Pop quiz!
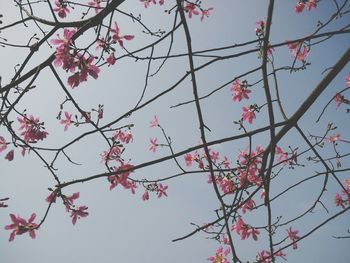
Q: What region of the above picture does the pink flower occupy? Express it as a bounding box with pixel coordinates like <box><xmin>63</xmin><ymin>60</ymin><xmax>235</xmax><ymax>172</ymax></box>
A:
<box><xmin>51</xmin><ymin>28</ymin><xmax>77</xmax><ymax>70</ymax></box>
<box><xmin>53</xmin><ymin>1</ymin><xmax>70</xmax><ymax>18</ymax></box>
<box><xmin>242</xmin><ymin>106</ymin><xmax>256</xmax><ymax>124</ymax></box>
<box><xmin>113</xmin><ymin>130</ymin><xmax>133</xmax><ymax>144</ymax></box>
<box><xmin>184</xmin><ymin>3</ymin><xmax>200</xmax><ymax>18</ymax></box>
<box><xmin>108</xmin><ymin>163</ymin><xmax>135</xmax><ymax>191</ymax></box>
<box><xmin>64</xmin><ymin>192</ymin><xmax>80</xmax><ymax>209</ymax></box>
<box><xmin>255</xmin><ymin>20</ymin><xmax>265</xmax><ymax>36</ymax></box>
<box><xmin>306</xmin><ymin>0</ymin><xmax>319</xmax><ymax>10</ymax></box>
<box><xmin>149</xmin><ymin>115</ymin><xmax>159</xmax><ymax>127</ymax></box>
<box><xmin>149</xmin><ymin>138</ymin><xmax>158</xmax><ymax>152</ymax></box>
<box><xmin>60</xmin><ymin>111</ymin><xmax>72</xmax><ymax>131</ymax></box>
<box><xmin>200</xmin><ymin>7</ymin><xmax>214</xmax><ymax>21</ymax></box>
<box><xmin>101</xmin><ymin>145</ymin><xmax>122</xmax><ymax>164</ymax></box>
<box><xmin>286</xmin><ymin>41</ymin><xmax>309</xmax><ymax>61</ymax></box>
<box><xmin>157</xmin><ymin>183</ymin><xmax>168</xmax><ymax>198</ymax></box>
<box><xmin>111</xmin><ymin>22</ymin><xmax>134</xmax><ymax>48</ymax></box>
<box><xmin>142</xmin><ymin>191</ymin><xmax>149</xmax><ymax>201</ymax></box>
<box><xmin>232</xmin><ymin>217</ymin><xmax>260</xmax><ymax>240</ymax></box>
<box><xmin>67</xmin><ymin>72</ymin><xmax>80</xmax><ymax>88</ymax></box>
<box><xmin>17</xmin><ymin>115</ymin><xmax>48</xmax><ymax>143</ymax></box>
<box><xmin>208</xmin><ymin>246</ymin><xmax>230</xmax><ymax>263</ymax></box>
<box><xmin>88</xmin><ymin>0</ymin><xmax>101</xmax><ymax>14</ymax></box>
<box><xmin>294</xmin><ymin>2</ymin><xmax>305</xmax><ymax>13</ymax></box>
<box><xmin>345</xmin><ymin>179</ymin><xmax>350</xmax><ymax>187</ymax></box>
<box><xmin>106</xmin><ymin>53</ymin><xmax>117</xmax><ymax>66</ymax></box>
<box><xmin>45</xmin><ymin>191</ymin><xmax>57</xmax><ymax>203</ymax></box>
<box><xmin>275</xmin><ymin>146</ymin><xmax>289</xmax><ymax>164</ymax></box>
<box><xmin>0</xmin><ymin>136</ymin><xmax>8</xmax><ymax>153</ymax></box>
<box><xmin>140</xmin><ymin>0</ymin><xmax>163</xmax><ymax>8</ymax></box>
<box><xmin>70</xmin><ymin>206</ymin><xmax>89</xmax><ymax>225</ymax></box>
<box><xmin>209</xmin><ymin>149</ymin><xmax>220</xmax><ymax>163</ymax></box>
<box><xmin>217</xmin><ymin>177</ymin><xmax>235</xmax><ymax>194</ymax></box>
<box><xmin>241</xmin><ymin>198</ymin><xmax>256</xmax><ymax>214</ymax></box>
<box><xmin>5</xmin><ymin>213</ymin><xmax>38</xmax><ymax>241</ymax></box>
<box><xmin>184</xmin><ymin>153</ymin><xmax>194</xmax><ymax>166</ymax></box>
<box><xmin>334</xmin><ymin>93</ymin><xmax>345</xmax><ymax>109</ymax></box>
<box><xmin>327</xmin><ymin>133</ymin><xmax>340</xmax><ymax>143</ymax></box>
<box><xmin>4</xmin><ymin>150</ymin><xmax>14</xmax><ymax>161</ymax></box>
<box><xmin>231</xmin><ymin>79</ymin><xmax>251</xmax><ymax>102</ymax></box>
<box><xmin>287</xmin><ymin>227</ymin><xmax>300</xmax><ymax>249</ymax></box>
<box><xmin>334</xmin><ymin>193</ymin><xmax>345</xmax><ymax>208</ymax></box>
<box><xmin>346</xmin><ymin>74</ymin><xmax>350</xmax><ymax>87</ymax></box>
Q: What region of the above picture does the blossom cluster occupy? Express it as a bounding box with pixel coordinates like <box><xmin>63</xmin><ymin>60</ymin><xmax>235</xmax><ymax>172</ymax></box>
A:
<box><xmin>286</xmin><ymin>40</ymin><xmax>310</xmax><ymax>62</ymax></box>
<box><xmin>53</xmin><ymin>0</ymin><xmax>103</xmax><ymax>18</ymax></box>
<box><xmin>294</xmin><ymin>0</ymin><xmax>319</xmax><ymax>13</ymax></box>
<box><xmin>334</xmin><ymin>179</ymin><xmax>350</xmax><ymax>209</ymax></box>
<box><xmin>139</xmin><ymin>0</ymin><xmax>213</xmax><ymax>21</ymax></box>
<box><xmin>51</xmin><ymin>22</ymin><xmax>133</xmax><ymax>88</ymax></box>
<box><xmin>46</xmin><ymin>191</ymin><xmax>89</xmax><ymax>225</ymax></box>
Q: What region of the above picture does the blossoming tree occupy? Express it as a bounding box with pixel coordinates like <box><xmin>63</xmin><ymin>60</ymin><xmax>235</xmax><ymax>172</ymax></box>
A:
<box><xmin>0</xmin><ymin>0</ymin><xmax>349</xmax><ymax>262</ymax></box>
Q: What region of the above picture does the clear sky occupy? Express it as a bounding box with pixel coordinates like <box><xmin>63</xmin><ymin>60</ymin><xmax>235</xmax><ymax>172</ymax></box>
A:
<box><xmin>0</xmin><ymin>1</ymin><xmax>349</xmax><ymax>262</ymax></box>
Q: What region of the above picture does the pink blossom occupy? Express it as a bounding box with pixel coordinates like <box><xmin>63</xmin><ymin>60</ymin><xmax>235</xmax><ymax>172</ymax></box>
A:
<box><xmin>294</xmin><ymin>2</ymin><xmax>305</xmax><ymax>13</ymax></box>
<box><xmin>140</xmin><ymin>0</ymin><xmax>164</xmax><ymax>8</ymax></box>
<box><xmin>345</xmin><ymin>179</ymin><xmax>350</xmax><ymax>187</ymax></box>
<box><xmin>334</xmin><ymin>193</ymin><xmax>345</xmax><ymax>208</ymax></box>
<box><xmin>0</xmin><ymin>136</ymin><xmax>8</xmax><ymax>153</ymax></box>
<box><xmin>53</xmin><ymin>1</ymin><xmax>70</xmax><ymax>18</ymax></box>
<box><xmin>241</xmin><ymin>198</ymin><xmax>256</xmax><ymax>214</ymax></box>
<box><xmin>60</xmin><ymin>111</ymin><xmax>72</xmax><ymax>131</ymax></box>
<box><xmin>287</xmin><ymin>227</ymin><xmax>300</xmax><ymax>249</ymax></box>
<box><xmin>231</xmin><ymin>79</ymin><xmax>251</xmax><ymax>102</ymax></box>
<box><xmin>88</xmin><ymin>0</ymin><xmax>101</xmax><ymax>13</ymax></box>
<box><xmin>106</xmin><ymin>52</ymin><xmax>116</xmax><ymax>66</ymax></box>
<box><xmin>51</xmin><ymin>28</ymin><xmax>77</xmax><ymax>70</ymax></box>
<box><xmin>5</xmin><ymin>213</ymin><xmax>38</xmax><ymax>241</ymax></box>
<box><xmin>70</xmin><ymin>205</ymin><xmax>89</xmax><ymax>225</ymax></box>
<box><xmin>5</xmin><ymin>150</ymin><xmax>14</xmax><ymax>161</ymax></box>
<box><xmin>217</xmin><ymin>177</ymin><xmax>235</xmax><ymax>194</ymax></box>
<box><xmin>200</xmin><ymin>7</ymin><xmax>214</xmax><ymax>21</ymax></box>
<box><xmin>209</xmin><ymin>149</ymin><xmax>220</xmax><ymax>163</ymax></box>
<box><xmin>111</xmin><ymin>22</ymin><xmax>134</xmax><ymax>48</ymax></box>
<box><xmin>149</xmin><ymin>138</ymin><xmax>158</xmax><ymax>152</ymax></box>
<box><xmin>207</xmin><ymin>246</ymin><xmax>230</xmax><ymax>263</ymax></box>
<box><xmin>71</xmin><ymin>55</ymin><xmax>100</xmax><ymax>87</ymax></box>
<box><xmin>108</xmin><ymin>163</ymin><xmax>135</xmax><ymax>191</ymax></box>
<box><xmin>255</xmin><ymin>20</ymin><xmax>265</xmax><ymax>36</ymax></box>
<box><xmin>142</xmin><ymin>191</ymin><xmax>149</xmax><ymax>201</ymax></box>
<box><xmin>184</xmin><ymin>153</ymin><xmax>194</xmax><ymax>166</ymax></box>
<box><xmin>113</xmin><ymin>130</ymin><xmax>133</xmax><ymax>144</ymax></box>
<box><xmin>184</xmin><ymin>3</ymin><xmax>200</xmax><ymax>18</ymax></box>
<box><xmin>306</xmin><ymin>0</ymin><xmax>319</xmax><ymax>10</ymax></box>
<box><xmin>232</xmin><ymin>217</ymin><xmax>260</xmax><ymax>240</ymax></box>
<box><xmin>275</xmin><ymin>146</ymin><xmax>288</xmax><ymax>164</ymax></box>
<box><xmin>45</xmin><ymin>191</ymin><xmax>57</xmax><ymax>203</ymax></box>
<box><xmin>64</xmin><ymin>192</ymin><xmax>80</xmax><ymax>209</ymax></box>
<box><xmin>101</xmin><ymin>145</ymin><xmax>122</xmax><ymax>163</ymax></box>
<box><xmin>17</xmin><ymin>115</ymin><xmax>48</xmax><ymax>143</ymax></box>
<box><xmin>286</xmin><ymin>41</ymin><xmax>309</xmax><ymax>61</ymax></box>
<box><xmin>257</xmin><ymin>250</ymin><xmax>272</xmax><ymax>263</ymax></box>
<box><xmin>242</xmin><ymin>106</ymin><xmax>256</xmax><ymax>124</ymax></box>
<box><xmin>346</xmin><ymin>74</ymin><xmax>350</xmax><ymax>87</ymax></box>
<box><xmin>294</xmin><ymin>0</ymin><xmax>318</xmax><ymax>13</ymax></box>
<box><xmin>222</xmin><ymin>156</ymin><xmax>231</xmax><ymax>169</ymax></box>
<box><xmin>157</xmin><ymin>183</ymin><xmax>168</xmax><ymax>198</ymax></box>
<box><xmin>149</xmin><ymin>115</ymin><xmax>159</xmax><ymax>127</ymax></box>
<box><xmin>67</xmin><ymin>72</ymin><xmax>80</xmax><ymax>88</ymax></box>
<box><xmin>327</xmin><ymin>133</ymin><xmax>340</xmax><ymax>143</ymax></box>
<box><xmin>334</xmin><ymin>93</ymin><xmax>345</xmax><ymax>109</ymax></box>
